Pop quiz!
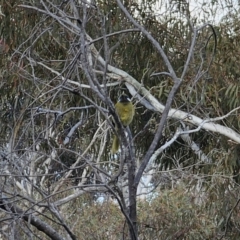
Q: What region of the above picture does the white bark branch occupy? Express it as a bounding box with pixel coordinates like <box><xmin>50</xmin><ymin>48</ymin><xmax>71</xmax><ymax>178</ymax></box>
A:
<box><xmin>20</xmin><ymin>3</ymin><xmax>240</xmax><ymax>144</ymax></box>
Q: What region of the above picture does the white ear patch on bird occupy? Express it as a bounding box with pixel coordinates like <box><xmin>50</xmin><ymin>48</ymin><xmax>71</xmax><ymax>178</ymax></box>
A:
<box><xmin>118</xmin><ymin>94</ymin><xmax>130</xmax><ymax>102</ymax></box>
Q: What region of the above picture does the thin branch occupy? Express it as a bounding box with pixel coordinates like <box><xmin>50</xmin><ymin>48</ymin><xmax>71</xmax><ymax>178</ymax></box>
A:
<box><xmin>0</xmin><ymin>193</ymin><xmax>65</xmax><ymax>240</ymax></box>
<box><xmin>88</xmin><ymin>28</ymin><xmax>140</xmax><ymax>45</ymax></box>
<box><xmin>221</xmin><ymin>197</ymin><xmax>240</xmax><ymax>239</ymax></box>
<box><xmin>116</xmin><ymin>0</ymin><xmax>177</xmax><ymax>81</ymax></box>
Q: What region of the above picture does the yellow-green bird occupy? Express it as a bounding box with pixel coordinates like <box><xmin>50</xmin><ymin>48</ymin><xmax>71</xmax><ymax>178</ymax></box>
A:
<box><xmin>111</xmin><ymin>94</ymin><xmax>135</xmax><ymax>154</ymax></box>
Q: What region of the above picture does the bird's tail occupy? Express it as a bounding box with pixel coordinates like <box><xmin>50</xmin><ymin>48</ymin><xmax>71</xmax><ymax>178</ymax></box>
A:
<box><xmin>111</xmin><ymin>135</ymin><xmax>119</xmax><ymax>154</ymax></box>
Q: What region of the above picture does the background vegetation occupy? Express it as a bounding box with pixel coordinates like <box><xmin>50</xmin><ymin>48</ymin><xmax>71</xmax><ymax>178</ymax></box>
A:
<box><xmin>0</xmin><ymin>0</ymin><xmax>240</xmax><ymax>239</ymax></box>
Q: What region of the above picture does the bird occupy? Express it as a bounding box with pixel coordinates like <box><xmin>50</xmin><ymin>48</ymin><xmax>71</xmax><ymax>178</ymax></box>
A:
<box><xmin>111</xmin><ymin>94</ymin><xmax>135</xmax><ymax>154</ymax></box>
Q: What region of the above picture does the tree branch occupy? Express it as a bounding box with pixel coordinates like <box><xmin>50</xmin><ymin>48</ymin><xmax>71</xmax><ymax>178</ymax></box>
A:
<box><xmin>0</xmin><ymin>193</ymin><xmax>65</xmax><ymax>240</ymax></box>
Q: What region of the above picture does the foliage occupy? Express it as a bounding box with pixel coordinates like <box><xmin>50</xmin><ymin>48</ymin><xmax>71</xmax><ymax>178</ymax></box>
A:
<box><xmin>0</xmin><ymin>0</ymin><xmax>240</xmax><ymax>239</ymax></box>
<box><xmin>37</xmin><ymin>177</ymin><xmax>240</xmax><ymax>240</ymax></box>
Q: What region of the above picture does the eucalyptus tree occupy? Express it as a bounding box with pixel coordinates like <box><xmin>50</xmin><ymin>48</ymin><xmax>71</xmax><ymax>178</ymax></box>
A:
<box><xmin>0</xmin><ymin>0</ymin><xmax>240</xmax><ymax>239</ymax></box>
